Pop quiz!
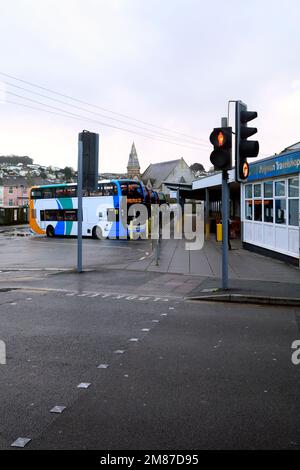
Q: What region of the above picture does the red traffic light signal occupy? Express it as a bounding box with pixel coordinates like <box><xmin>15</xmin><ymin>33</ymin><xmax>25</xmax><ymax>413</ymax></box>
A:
<box><xmin>210</xmin><ymin>127</ymin><xmax>232</xmax><ymax>171</ymax></box>
<box><xmin>217</xmin><ymin>131</ymin><xmax>224</xmax><ymax>146</ymax></box>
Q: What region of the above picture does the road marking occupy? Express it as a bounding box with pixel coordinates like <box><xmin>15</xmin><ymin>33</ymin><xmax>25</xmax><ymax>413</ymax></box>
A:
<box><xmin>11</xmin><ymin>437</ymin><xmax>31</xmax><ymax>448</ymax></box>
<box><xmin>141</xmin><ymin>328</ymin><xmax>150</xmax><ymax>332</ymax></box>
<box><xmin>129</xmin><ymin>338</ymin><xmax>139</xmax><ymax>342</ymax></box>
<box><xmin>77</xmin><ymin>383</ymin><xmax>91</xmax><ymax>389</ymax></box>
<box><xmin>50</xmin><ymin>405</ymin><xmax>66</xmax><ymax>414</ymax></box>
<box><xmin>97</xmin><ymin>363</ymin><xmax>109</xmax><ymax>369</ymax></box>
<box><xmin>114</xmin><ymin>350</ymin><xmax>125</xmax><ymax>354</ymax></box>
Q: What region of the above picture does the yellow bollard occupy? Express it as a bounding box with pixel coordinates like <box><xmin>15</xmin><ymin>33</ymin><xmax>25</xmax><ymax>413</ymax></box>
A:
<box><xmin>216</xmin><ymin>223</ymin><xmax>222</xmax><ymax>242</ymax></box>
<box><xmin>146</xmin><ymin>219</ymin><xmax>149</xmax><ymax>239</ymax></box>
<box><xmin>205</xmin><ymin>222</ymin><xmax>210</xmax><ymax>240</ymax></box>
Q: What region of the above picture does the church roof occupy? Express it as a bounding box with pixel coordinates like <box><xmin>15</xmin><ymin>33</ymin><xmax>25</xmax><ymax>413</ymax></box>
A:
<box><xmin>141</xmin><ymin>159</ymin><xmax>182</xmax><ymax>188</ymax></box>
<box><xmin>127</xmin><ymin>142</ymin><xmax>140</xmax><ymax>170</ymax></box>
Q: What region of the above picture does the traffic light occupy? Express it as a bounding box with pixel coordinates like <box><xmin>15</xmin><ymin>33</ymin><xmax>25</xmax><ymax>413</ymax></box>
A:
<box><xmin>209</xmin><ymin>127</ymin><xmax>232</xmax><ymax>171</ymax></box>
<box><xmin>79</xmin><ymin>130</ymin><xmax>99</xmax><ymax>191</ymax></box>
<box><xmin>235</xmin><ymin>101</ymin><xmax>259</xmax><ymax>181</ymax></box>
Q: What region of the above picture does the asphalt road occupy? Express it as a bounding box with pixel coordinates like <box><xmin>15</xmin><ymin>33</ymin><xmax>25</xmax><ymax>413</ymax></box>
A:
<box><xmin>0</xmin><ymin>287</ymin><xmax>299</xmax><ymax>450</ymax></box>
<box><xmin>0</xmin><ymin>232</ymin><xmax>151</xmax><ymax>270</ymax></box>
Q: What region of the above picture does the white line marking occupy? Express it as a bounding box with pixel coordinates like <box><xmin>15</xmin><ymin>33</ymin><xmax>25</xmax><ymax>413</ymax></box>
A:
<box><xmin>97</xmin><ymin>363</ymin><xmax>109</xmax><ymax>369</ymax></box>
<box><xmin>11</xmin><ymin>437</ymin><xmax>31</xmax><ymax>448</ymax></box>
<box><xmin>50</xmin><ymin>405</ymin><xmax>66</xmax><ymax>414</ymax></box>
<box><xmin>77</xmin><ymin>383</ymin><xmax>91</xmax><ymax>389</ymax></box>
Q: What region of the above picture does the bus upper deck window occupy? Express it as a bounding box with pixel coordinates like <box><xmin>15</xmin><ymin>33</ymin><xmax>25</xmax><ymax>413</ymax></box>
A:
<box><xmin>42</xmin><ymin>189</ymin><xmax>54</xmax><ymax>199</ymax></box>
<box><xmin>31</xmin><ymin>190</ymin><xmax>42</xmax><ymax>199</ymax></box>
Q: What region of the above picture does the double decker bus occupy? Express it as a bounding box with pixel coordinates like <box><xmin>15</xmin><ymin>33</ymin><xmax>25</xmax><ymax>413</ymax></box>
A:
<box><xmin>29</xmin><ymin>179</ymin><xmax>147</xmax><ymax>239</ymax></box>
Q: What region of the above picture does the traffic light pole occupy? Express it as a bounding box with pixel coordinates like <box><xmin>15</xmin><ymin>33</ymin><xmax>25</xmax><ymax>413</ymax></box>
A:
<box><xmin>77</xmin><ymin>138</ymin><xmax>83</xmax><ymax>273</ymax></box>
<box><xmin>221</xmin><ymin>117</ymin><xmax>229</xmax><ymax>289</ymax></box>
<box><xmin>221</xmin><ymin>169</ymin><xmax>229</xmax><ymax>289</ymax></box>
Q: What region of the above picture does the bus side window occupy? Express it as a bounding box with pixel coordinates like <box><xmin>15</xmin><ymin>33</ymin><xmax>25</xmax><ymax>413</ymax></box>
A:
<box><xmin>42</xmin><ymin>189</ymin><xmax>54</xmax><ymax>199</ymax></box>
<box><xmin>103</xmin><ymin>183</ymin><xmax>118</xmax><ymax>196</ymax></box>
<box><xmin>31</xmin><ymin>190</ymin><xmax>42</xmax><ymax>199</ymax></box>
<box><xmin>64</xmin><ymin>210</ymin><xmax>77</xmax><ymax>221</ymax></box>
<box><xmin>40</xmin><ymin>211</ymin><xmax>45</xmax><ymax>221</ymax></box>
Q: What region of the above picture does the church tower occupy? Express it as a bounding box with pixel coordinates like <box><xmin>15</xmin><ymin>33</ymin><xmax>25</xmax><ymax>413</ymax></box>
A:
<box><xmin>127</xmin><ymin>142</ymin><xmax>141</xmax><ymax>180</ymax></box>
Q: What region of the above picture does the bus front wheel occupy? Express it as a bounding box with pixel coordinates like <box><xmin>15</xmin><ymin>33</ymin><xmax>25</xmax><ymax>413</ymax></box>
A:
<box><xmin>46</xmin><ymin>225</ymin><xmax>55</xmax><ymax>238</ymax></box>
<box><xmin>92</xmin><ymin>226</ymin><xmax>103</xmax><ymax>240</ymax></box>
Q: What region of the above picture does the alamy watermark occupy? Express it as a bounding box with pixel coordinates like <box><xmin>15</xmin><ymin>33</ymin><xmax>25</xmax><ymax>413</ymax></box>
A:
<box><xmin>291</xmin><ymin>340</ymin><xmax>300</xmax><ymax>365</ymax></box>
<box><xmin>98</xmin><ymin>199</ymin><xmax>204</xmax><ymax>251</ymax></box>
<box><xmin>0</xmin><ymin>340</ymin><xmax>6</xmax><ymax>365</ymax></box>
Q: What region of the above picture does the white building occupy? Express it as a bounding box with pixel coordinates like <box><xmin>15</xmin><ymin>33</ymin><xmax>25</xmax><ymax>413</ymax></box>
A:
<box><xmin>191</xmin><ymin>148</ymin><xmax>300</xmax><ymax>266</ymax></box>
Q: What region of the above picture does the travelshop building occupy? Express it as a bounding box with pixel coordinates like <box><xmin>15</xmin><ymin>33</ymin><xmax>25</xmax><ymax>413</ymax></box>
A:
<box><xmin>242</xmin><ymin>150</ymin><xmax>299</xmax><ymax>265</ymax></box>
<box><xmin>192</xmin><ymin>149</ymin><xmax>300</xmax><ymax>266</ymax></box>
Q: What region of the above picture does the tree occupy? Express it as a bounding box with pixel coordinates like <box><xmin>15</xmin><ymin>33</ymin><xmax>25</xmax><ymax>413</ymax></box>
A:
<box><xmin>190</xmin><ymin>163</ymin><xmax>205</xmax><ymax>173</ymax></box>
<box><xmin>62</xmin><ymin>166</ymin><xmax>74</xmax><ymax>182</ymax></box>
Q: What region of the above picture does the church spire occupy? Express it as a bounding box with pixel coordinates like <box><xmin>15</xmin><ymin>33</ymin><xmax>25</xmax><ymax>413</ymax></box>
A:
<box><xmin>127</xmin><ymin>142</ymin><xmax>141</xmax><ymax>179</ymax></box>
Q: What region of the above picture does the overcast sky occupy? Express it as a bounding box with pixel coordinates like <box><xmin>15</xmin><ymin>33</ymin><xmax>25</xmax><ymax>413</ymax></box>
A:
<box><xmin>0</xmin><ymin>0</ymin><xmax>300</xmax><ymax>173</ymax></box>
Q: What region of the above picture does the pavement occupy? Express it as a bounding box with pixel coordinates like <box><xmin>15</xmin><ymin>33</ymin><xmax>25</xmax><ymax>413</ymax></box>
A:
<box><xmin>142</xmin><ymin>238</ymin><xmax>300</xmax><ymax>306</ymax></box>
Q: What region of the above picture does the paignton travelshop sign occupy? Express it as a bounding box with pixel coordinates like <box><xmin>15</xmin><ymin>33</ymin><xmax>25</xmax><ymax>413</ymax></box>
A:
<box><xmin>248</xmin><ymin>151</ymin><xmax>300</xmax><ymax>181</ymax></box>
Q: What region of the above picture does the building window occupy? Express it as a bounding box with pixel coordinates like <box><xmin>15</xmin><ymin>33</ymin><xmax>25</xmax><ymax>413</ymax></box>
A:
<box><xmin>288</xmin><ymin>177</ymin><xmax>299</xmax><ymax>226</ymax></box>
<box><xmin>254</xmin><ymin>200</ymin><xmax>262</xmax><ymax>221</ymax></box>
<box><xmin>245</xmin><ymin>200</ymin><xmax>253</xmax><ymax>220</ymax></box>
<box><xmin>275</xmin><ymin>199</ymin><xmax>286</xmax><ymax>224</ymax></box>
<box><xmin>264</xmin><ymin>181</ymin><xmax>273</xmax><ymax>198</ymax></box>
<box><xmin>288</xmin><ymin>177</ymin><xmax>299</xmax><ymax>197</ymax></box>
<box><xmin>245</xmin><ymin>184</ymin><xmax>252</xmax><ymax>199</ymax></box>
<box><xmin>275</xmin><ymin>180</ymin><xmax>285</xmax><ymax>197</ymax></box>
<box><xmin>288</xmin><ymin>199</ymin><xmax>299</xmax><ymax>226</ymax></box>
<box><xmin>9</xmin><ymin>186</ymin><xmax>13</xmax><ymax>194</ymax></box>
<box><xmin>254</xmin><ymin>184</ymin><xmax>261</xmax><ymax>198</ymax></box>
<box><xmin>263</xmin><ymin>199</ymin><xmax>273</xmax><ymax>223</ymax></box>
<box><xmin>9</xmin><ymin>199</ymin><xmax>13</xmax><ymax>206</ymax></box>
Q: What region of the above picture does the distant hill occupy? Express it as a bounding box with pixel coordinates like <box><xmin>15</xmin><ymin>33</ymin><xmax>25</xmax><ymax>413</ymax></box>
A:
<box><xmin>0</xmin><ymin>156</ymin><xmax>33</xmax><ymax>165</ymax></box>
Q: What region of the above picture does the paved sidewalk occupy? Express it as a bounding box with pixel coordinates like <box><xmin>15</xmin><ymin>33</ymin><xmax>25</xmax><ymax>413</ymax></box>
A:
<box><xmin>135</xmin><ymin>238</ymin><xmax>300</xmax><ymax>281</ymax></box>
<box><xmin>129</xmin><ymin>237</ymin><xmax>300</xmax><ymax>305</ymax></box>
